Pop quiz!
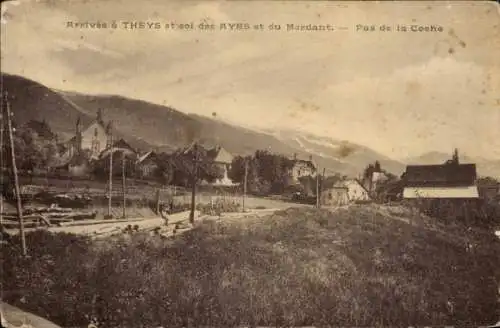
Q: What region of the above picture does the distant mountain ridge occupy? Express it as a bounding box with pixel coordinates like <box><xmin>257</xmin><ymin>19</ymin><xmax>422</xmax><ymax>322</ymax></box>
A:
<box><xmin>405</xmin><ymin>151</ymin><xmax>500</xmax><ymax>179</ymax></box>
<box><xmin>5</xmin><ymin>72</ymin><xmax>475</xmax><ymax>177</ymax></box>
<box><xmin>262</xmin><ymin>129</ymin><xmax>407</xmax><ymax>176</ymax></box>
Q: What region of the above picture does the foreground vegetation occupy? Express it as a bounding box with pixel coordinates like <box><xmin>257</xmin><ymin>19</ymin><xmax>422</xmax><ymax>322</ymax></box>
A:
<box><xmin>2</xmin><ymin>205</ymin><xmax>499</xmax><ymax>327</ymax></box>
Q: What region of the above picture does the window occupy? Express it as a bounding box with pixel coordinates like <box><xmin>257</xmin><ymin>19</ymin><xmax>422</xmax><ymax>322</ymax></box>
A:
<box><xmin>92</xmin><ymin>140</ymin><xmax>100</xmax><ymax>154</ymax></box>
<box><xmin>94</xmin><ymin>128</ymin><xmax>98</xmax><ymax>137</ymax></box>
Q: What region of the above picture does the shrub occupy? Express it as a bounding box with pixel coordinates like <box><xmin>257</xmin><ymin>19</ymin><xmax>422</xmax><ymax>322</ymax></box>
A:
<box><xmin>198</xmin><ymin>198</ymin><xmax>241</xmax><ymax>215</ymax></box>
<box><xmin>406</xmin><ymin>198</ymin><xmax>500</xmax><ymax>230</ymax></box>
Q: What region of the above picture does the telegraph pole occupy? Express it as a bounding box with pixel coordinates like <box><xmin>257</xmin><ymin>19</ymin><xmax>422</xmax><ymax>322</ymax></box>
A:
<box><xmin>5</xmin><ymin>93</ymin><xmax>27</xmax><ymax>256</ymax></box>
<box><xmin>108</xmin><ymin>128</ymin><xmax>113</xmax><ymax>218</ymax></box>
<box><xmin>1</xmin><ymin>104</ymin><xmax>4</xmax><ymax>226</ymax></box>
<box><xmin>242</xmin><ymin>159</ymin><xmax>248</xmax><ymax>212</ymax></box>
<box><xmin>189</xmin><ymin>143</ymin><xmax>199</xmax><ymax>224</ymax></box>
<box><xmin>122</xmin><ymin>152</ymin><xmax>126</xmax><ymax>219</ymax></box>
<box><xmin>319</xmin><ymin>168</ymin><xmax>326</xmax><ymax>208</ymax></box>
<box><xmin>316</xmin><ymin>166</ymin><xmax>320</xmax><ymax>208</ymax></box>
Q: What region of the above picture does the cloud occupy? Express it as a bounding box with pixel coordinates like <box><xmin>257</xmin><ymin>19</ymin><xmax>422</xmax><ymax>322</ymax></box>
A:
<box><xmin>2</xmin><ymin>0</ymin><xmax>499</xmax><ymax>160</ymax></box>
<box><xmin>53</xmin><ymin>38</ymin><xmax>123</xmax><ymax>58</ymax></box>
<box><xmin>305</xmin><ymin>57</ymin><xmax>500</xmax><ymax>159</ymax></box>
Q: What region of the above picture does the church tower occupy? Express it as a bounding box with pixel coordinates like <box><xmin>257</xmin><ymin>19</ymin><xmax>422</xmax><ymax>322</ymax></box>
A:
<box><xmin>97</xmin><ymin>108</ymin><xmax>104</xmax><ymax>125</ymax></box>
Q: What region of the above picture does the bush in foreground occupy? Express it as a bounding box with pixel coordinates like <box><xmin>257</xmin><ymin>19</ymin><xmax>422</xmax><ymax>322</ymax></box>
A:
<box><xmin>1</xmin><ymin>205</ymin><xmax>499</xmax><ymax>327</ymax></box>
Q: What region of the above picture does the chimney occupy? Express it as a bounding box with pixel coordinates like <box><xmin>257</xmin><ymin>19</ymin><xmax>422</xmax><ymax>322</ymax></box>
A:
<box><xmin>309</xmin><ymin>155</ymin><xmax>313</xmax><ymax>162</ymax></box>
<box><xmin>452</xmin><ymin>148</ymin><xmax>459</xmax><ymax>164</ymax></box>
<box><xmin>293</xmin><ymin>153</ymin><xmax>297</xmax><ymax>160</ymax></box>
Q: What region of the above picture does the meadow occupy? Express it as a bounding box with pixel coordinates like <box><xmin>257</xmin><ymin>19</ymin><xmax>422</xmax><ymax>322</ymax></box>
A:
<box><xmin>2</xmin><ymin>205</ymin><xmax>499</xmax><ymax>327</ymax></box>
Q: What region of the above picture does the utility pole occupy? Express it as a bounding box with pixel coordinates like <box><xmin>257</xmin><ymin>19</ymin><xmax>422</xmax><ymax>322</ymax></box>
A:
<box><xmin>108</xmin><ymin>128</ymin><xmax>113</xmax><ymax>218</ymax></box>
<box><xmin>1</xmin><ymin>106</ymin><xmax>4</xmax><ymax>226</ymax></box>
<box><xmin>189</xmin><ymin>143</ymin><xmax>199</xmax><ymax>224</ymax></box>
<box><xmin>122</xmin><ymin>152</ymin><xmax>126</xmax><ymax>219</ymax></box>
<box><xmin>5</xmin><ymin>93</ymin><xmax>27</xmax><ymax>256</ymax></box>
<box><xmin>316</xmin><ymin>166</ymin><xmax>320</xmax><ymax>208</ymax></box>
<box><xmin>156</xmin><ymin>189</ymin><xmax>160</xmax><ymax>215</ymax></box>
<box><xmin>242</xmin><ymin>159</ymin><xmax>248</xmax><ymax>212</ymax></box>
<box><xmin>320</xmin><ymin>167</ymin><xmax>326</xmax><ymax>208</ymax></box>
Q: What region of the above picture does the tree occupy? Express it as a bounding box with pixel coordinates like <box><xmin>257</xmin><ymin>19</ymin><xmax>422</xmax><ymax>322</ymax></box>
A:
<box><xmin>363</xmin><ymin>163</ymin><xmax>375</xmax><ymax>181</ymax></box>
<box><xmin>477</xmin><ymin>176</ymin><xmax>499</xmax><ymax>186</ymax></box>
<box><xmin>199</xmin><ymin>162</ymin><xmax>225</xmax><ymax>184</ymax></box>
<box><xmin>1</xmin><ymin>122</ymin><xmax>60</xmax><ymax>172</ymax></box>
<box><xmin>228</xmin><ymin>155</ymin><xmax>251</xmax><ymax>184</ymax></box>
<box><xmin>154</xmin><ymin>154</ymin><xmax>174</xmax><ymax>185</ymax></box>
<box><xmin>169</xmin><ymin>146</ymin><xmax>225</xmax><ymax>186</ymax></box>
<box><xmin>252</xmin><ymin>150</ymin><xmax>294</xmax><ymax>194</ymax></box>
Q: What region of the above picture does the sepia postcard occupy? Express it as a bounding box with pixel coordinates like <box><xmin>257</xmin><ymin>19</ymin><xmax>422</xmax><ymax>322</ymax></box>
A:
<box><xmin>1</xmin><ymin>0</ymin><xmax>499</xmax><ymax>327</ymax></box>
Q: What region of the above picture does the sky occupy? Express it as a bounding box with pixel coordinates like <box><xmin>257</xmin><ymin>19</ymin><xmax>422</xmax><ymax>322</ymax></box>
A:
<box><xmin>1</xmin><ymin>0</ymin><xmax>500</xmax><ymax>160</ymax></box>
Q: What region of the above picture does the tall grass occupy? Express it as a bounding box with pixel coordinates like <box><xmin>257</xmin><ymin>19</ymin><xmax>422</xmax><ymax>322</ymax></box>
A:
<box><xmin>2</xmin><ymin>205</ymin><xmax>499</xmax><ymax>327</ymax></box>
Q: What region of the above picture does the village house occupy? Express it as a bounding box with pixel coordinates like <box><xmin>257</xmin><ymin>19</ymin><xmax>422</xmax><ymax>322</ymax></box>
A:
<box><xmin>100</xmin><ymin>138</ymin><xmax>137</xmax><ymax>159</ymax></box>
<box><xmin>360</xmin><ymin>161</ymin><xmax>391</xmax><ymax>195</ymax></box>
<box><xmin>57</xmin><ymin>110</ymin><xmax>140</xmax><ymax>177</ymax></box>
<box><xmin>136</xmin><ymin>150</ymin><xmax>160</xmax><ymax>179</ymax></box>
<box><xmin>179</xmin><ymin>142</ymin><xmax>235</xmax><ymax>186</ymax></box>
<box><xmin>289</xmin><ymin>153</ymin><xmax>317</xmax><ymax>182</ymax></box>
<box><xmin>401</xmin><ymin>150</ymin><xmax>482</xmax><ymax>221</ymax></box>
<box><xmin>401</xmin><ymin>151</ymin><xmax>479</xmax><ymax>200</ymax></box>
<box><xmin>321</xmin><ymin>179</ymin><xmax>371</xmax><ymax>207</ymax></box>
<box><xmin>476</xmin><ymin>178</ymin><xmax>500</xmax><ymax>200</ymax></box>
<box><xmin>65</xmin><ymin>109</ymin><xmax>112</xmax><ymax>160</ymax></box>
<box><xmin>207</xmin><ymin>146</ymin><xmax>234</xmax><ymax>186</ymax></box>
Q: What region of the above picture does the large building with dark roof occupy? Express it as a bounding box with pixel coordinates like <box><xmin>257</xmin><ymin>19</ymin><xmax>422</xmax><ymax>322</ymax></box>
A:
<box><xmin>401</xmin><ymin>150</ymin><xmax>479</xmax><ymax>199</ymax></box>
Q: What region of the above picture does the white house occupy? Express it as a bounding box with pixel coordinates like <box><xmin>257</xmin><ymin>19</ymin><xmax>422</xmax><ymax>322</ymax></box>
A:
<box><xmin>321</xmin><ymin>179</ymin><xmax>371</xmax><ymax>206</ymax></box>
<box><xmin>289</xmin><ymin>154</ymin><xmax>316</xmax><ymax>182</ymax></box>
<box><xmin>209</xmin><ymin>146</ymin><xmax>235</xmax><ymax>186</ymax></box>
<box><xmin>65</xmin><ymin>109</ymin><xmax>112</xmax><ymax>160</ymax></box>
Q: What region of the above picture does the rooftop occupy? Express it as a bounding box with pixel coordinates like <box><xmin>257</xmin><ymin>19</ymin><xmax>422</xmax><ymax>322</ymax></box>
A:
<box><xmin>402</xmin><ymin>162</ymin><xmax>477</xmax><ymax>187</ymax></box>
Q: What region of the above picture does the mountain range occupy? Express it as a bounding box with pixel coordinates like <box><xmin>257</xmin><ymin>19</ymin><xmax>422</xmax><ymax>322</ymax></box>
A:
<box><xmin>405</xmin><ymin>151</ymin><xmax>500</xmax><ymax>179</ymax></box>
<box><xmin>1</xmin><ymin>73</ymin><xmax>499</xmax><ymax>178</ymax></box>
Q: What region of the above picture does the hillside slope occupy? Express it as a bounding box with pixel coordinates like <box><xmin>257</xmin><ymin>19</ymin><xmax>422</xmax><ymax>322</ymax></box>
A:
<box><xmin>1</xmin><ymin>74</ymin><xmax>85</xmax><ymax>137</ymax></box>
<box><xmin>1</xmin><ymin>73</ymin><xmax>151</xmax><ymax>150</ymax></box>
<box><xmin>1</xmin><ymin>73</ymin><xmax>404</xmax><ymax>176</ymax></box>
<box><xmin>61</xmin><ymin>94</ymin><xmax>403</xmax><ymax>176</ymax></box>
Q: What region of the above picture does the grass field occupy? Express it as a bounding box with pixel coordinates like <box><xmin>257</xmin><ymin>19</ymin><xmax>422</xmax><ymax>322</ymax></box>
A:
<box><xmin>2</xmin><ymin>204</ymin><xmax>499</xmax><ymax>327</ymax></box>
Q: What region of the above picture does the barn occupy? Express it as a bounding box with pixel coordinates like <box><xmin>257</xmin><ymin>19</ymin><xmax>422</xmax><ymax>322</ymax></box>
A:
<box><xmin>401</xmin><ymin>159</ymin><xmax>481</xmax><ymax>221</ymax></box>
<box><xmin>402</xmin><ymin>163</ymin><xmax>478</xmax><ymax>199</ymax></box>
